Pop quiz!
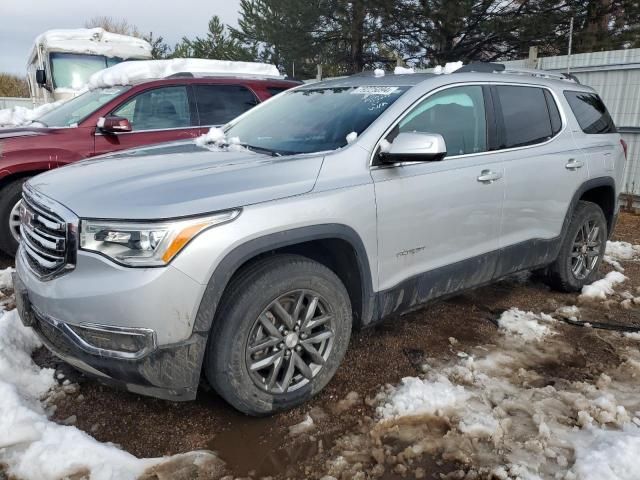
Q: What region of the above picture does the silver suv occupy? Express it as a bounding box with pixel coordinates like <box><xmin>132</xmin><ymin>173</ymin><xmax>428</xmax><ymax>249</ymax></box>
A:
<box><xmin>14</xmin><ymin>65</ymin><xmax>626</xmax><ymax>415</ymax></box>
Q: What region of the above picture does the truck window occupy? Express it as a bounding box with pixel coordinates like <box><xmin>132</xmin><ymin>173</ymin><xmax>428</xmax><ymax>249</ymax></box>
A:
<box><xmin>495</xmin><ymin>85</ymin><xmax>554</xmax><ymax>148</ymax></box>
<box><xmin>113</xmin><ymin>86</ymin><xmax>191</xmax><ymax>131</ymax></box>
<box><xmin>397</xmin><ymin>85</ymin><xmax>487</xmax><ymax>157</ymax></box>
<box><xmin>194</xmin><ymin>85</ymin><xmax>259</xmax><ymax>126</ymax></box>
<box><xmin>563</xmin><ymin>91</ymin><xmax>617</xmax><ymax>134</ymax></box>
<box><xmin>50</xmin><ymin>52</ymin><xmax>111</xmax><ymax>89</ymax></box>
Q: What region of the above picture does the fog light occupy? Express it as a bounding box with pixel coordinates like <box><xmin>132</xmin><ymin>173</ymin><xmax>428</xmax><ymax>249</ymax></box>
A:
<box><xmin>67</xmin><ymin>323</ymin><xmax>156</xmax><ymax>359</ymax></box>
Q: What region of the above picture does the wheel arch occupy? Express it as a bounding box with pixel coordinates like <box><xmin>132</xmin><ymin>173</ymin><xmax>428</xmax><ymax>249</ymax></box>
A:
<box><xmin>570</xmin><ymin>177</ymin><xmax>617</xmax><ymax>237</ymax></box>
<box><xmin>192</xmin><ymin>224</ymin><xmax>376</xmax><ymax>336</ymax></box>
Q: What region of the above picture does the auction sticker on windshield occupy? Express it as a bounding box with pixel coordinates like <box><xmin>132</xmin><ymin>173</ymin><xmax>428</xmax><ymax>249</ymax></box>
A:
<box><xmin>351</xmin><ymin>86</ymin><xmax>400</xmax><ymax>95</ymax></box>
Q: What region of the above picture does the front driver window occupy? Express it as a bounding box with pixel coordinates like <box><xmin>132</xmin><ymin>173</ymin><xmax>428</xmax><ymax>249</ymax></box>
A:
<box><xmin>396</xmin><ymin>85</ymin><xmax>487</xmax><ymax>157</ymax></box>
<box><xmin>112</xmin><ymin>86</ymin><xmax>191</xmax><ymax>131</ymax></box>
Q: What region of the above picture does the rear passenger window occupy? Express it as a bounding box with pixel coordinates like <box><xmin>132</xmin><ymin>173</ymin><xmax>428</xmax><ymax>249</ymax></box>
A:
<box><xmin>397</xmin><ymin>85</ymin><xmax>487</xmax><ymax>156</ymax></box>
<box><xmin>267</xmin><ymin>87</ymin><xmax>289</xmax><ymax>96</ymax></box>
<box><xmin>495</xmin><ymin>86</ymin><xmax>553</xmax><ymax>148</ymax></box>
<box><xmin>194</xmin><ymin>85</ymin><xmax>259</xmax><ymax>126</ymax></box>
<box><xmin>563</xmin><ymin>91</ymin><xmax>616</xmax><ymax>134</ymax></box>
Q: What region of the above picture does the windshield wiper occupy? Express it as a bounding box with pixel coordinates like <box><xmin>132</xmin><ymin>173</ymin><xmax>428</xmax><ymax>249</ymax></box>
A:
<box><xmin>240</xmin><ymin>144</ymin><xmax>283</xmax><ymax>157</ymax></box>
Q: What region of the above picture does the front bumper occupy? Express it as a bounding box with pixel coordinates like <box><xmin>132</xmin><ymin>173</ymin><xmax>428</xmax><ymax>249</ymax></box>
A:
<box><xmin>14</xmin><ymin>248</ymin><xmax>209</xmax><ymax>401</ymax></box>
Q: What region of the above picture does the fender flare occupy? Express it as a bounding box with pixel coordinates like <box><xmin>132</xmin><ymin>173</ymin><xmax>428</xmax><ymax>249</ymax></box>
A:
<box><xmin>562</xmin><ymin>176</ymin><xmax>616</xmax><ymax>239</ymax></box>
<box><xmin>192</xmin><ymin>223</ymin><xmax>376</xmax><ymax>334</ymax></box>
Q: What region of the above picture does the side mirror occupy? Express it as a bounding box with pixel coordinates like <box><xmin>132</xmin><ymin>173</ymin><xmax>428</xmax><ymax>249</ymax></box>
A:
<box><xmin>35</xmin><ymin>69</ymin><xmax>46</xmax><ymax>86</ymax></box>
<box><xmin>379</xmin><ymin>132</ymin><xmax>447</xmax><ymax>164</ymax></box>
<box><xmin>97</xmin><ymin>116</ymin><xmax>132</xmax><ymax>134</ymax></box>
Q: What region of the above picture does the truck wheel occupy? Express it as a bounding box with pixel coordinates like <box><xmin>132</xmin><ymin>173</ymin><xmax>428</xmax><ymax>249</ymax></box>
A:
<box><xmin>206</xmin><ymin>254</ymin><xmax>352</xmax><ymax>416</ymax></box>
<box><xmin>0</xmin><ymin>178</ymin><xmax>27</xmax><ymax>257</ymax></box>
<box><xmin>540</xmin><ymin>201</ymin><xmax>607</xmax><ymax>292</ymax></box>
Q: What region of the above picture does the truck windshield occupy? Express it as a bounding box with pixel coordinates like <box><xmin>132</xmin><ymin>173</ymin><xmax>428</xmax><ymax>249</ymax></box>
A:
<box><xmin>37</xmin><ymin>87</ymin><xmax>129</xmax><ymax>127</ymax></box>
<box><xmin>224</xmin><ymin>86</ymin><xmax>409</xmax><ymax>154</ymax></box>
<box><xmin>50</xmin><ymin>52</ymin><xmax>122</xmax><ymax>90</ymax></box>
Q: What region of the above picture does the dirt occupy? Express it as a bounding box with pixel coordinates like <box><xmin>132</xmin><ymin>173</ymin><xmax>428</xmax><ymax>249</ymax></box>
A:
<box><xmin>10</xmin><ymin>212</ymin><xmax>640</xmax><ymax>479</ymax></box>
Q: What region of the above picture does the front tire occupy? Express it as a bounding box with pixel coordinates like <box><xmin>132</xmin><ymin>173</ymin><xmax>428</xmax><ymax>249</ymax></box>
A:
<box><xmin>206</xmin><ymin>254</ymin><xmax>352</xmax><ymax>416</ymax></box>
<box><xmin>541</xmin><ymin>200</ymin><xmax>607</xmax><ymax>292</ymax></box>
<box><xmin>0</xmin><ymin>178</ymin><xmax>27</xmax><ymax>257</ymax></box>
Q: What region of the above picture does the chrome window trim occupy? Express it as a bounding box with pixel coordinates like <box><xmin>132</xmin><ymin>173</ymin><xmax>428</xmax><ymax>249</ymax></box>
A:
<box><xmin>369</xmin><ymin>81</ymin><xmax>568</xmax><ymax>169</ymax></box>
<box><xmin>95</xmin><ymin>125</ymin><xmax>200</xmax><ymax>136</ymax></box>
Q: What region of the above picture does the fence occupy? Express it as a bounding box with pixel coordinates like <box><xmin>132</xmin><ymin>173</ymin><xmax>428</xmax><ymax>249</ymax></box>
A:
<box><xmin>0</xmin><ymin>97</ymin><xmax>34</xmax><ymax>109</ymax></box>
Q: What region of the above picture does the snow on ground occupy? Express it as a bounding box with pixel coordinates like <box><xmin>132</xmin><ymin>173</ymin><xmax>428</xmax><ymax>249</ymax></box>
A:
<box><xmin>580</xmin><ymin>271</ymin><xmax>627</xmax><ymax>300</ymax></box>
<box><xmin>0</xmin><ymin>101</ymin><xmax>64</xmax><ymax>128</ymax></box>
<box><xmin>0</xmin><ymin>268</ymin><xmax>222</xmax><ymax>480</ymax></box>
<box><xmin>88</xmin><ymin>58</ymin><xmax>282</xmax><ymax>89</ymax></box>
<box><xmin>324</xmin><ymin>274</ymin><xmax>640</xmax><ymax>480</ymax></box>
<box><xmin>604</xmin><ymin>241</ymin><xmax>640</xmax><ymax>272</ymax></box>
<box><xmin>496</xmin><ymin>308</ymin><xmax>554</xmax><ymax>340</ymax></box>
<box><xmin>0</xmin><ymin>267</ymin><xmax>14</xmax><ymax>289</ymax></box>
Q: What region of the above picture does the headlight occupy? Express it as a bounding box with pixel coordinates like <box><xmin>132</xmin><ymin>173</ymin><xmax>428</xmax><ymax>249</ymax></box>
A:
<box><xmin>79</xmin><ymin>210</ymin><xmax>240</xmax><ymax>266</ymax></box>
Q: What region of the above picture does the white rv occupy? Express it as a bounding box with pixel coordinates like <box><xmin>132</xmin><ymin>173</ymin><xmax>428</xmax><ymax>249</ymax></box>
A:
<box><xmin>27</xmin><ymin>28</ymin><xmax>152</xmax><ymax>105</ymax></box>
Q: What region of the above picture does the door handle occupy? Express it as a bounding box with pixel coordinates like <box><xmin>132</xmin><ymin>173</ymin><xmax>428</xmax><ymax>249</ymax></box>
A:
<box><xmin>477</xmin><ymin>170</ymin><xmax>502</xmax><ymax>183</ymax></box>
<box><xmin>565</xmin><ymin>158</ymin><xmax>584</xmax><ymax>170</ymax></box>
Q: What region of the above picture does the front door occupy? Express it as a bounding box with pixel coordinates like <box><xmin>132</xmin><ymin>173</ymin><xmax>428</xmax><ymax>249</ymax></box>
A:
<box><xmin>371</xmin><ymin>84</ymin><xmax>504</xmax><ymax>317</ymax></box>
<box><xmin>94</xmin><ymin>85</ymin><xmax>199</xmax><ymax>155</ymax></box>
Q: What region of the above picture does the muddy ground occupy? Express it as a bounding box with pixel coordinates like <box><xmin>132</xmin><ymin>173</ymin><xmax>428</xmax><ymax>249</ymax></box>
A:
<box><xmin>6</xmin><ymin>213</ymin><xmax>640</xmax><ymax>479</ymax></box>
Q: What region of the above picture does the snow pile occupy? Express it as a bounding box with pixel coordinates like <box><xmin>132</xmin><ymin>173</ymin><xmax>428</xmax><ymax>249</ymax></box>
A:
<box><xmin>345</xmin><ymin>131</ymin><xmax>358</xmax><ymax>144</ymax></box>
<box><xmin>497</xmin><ymin>308</ymin><xmax>554</xmax><ymax>340</ymax></box>
<box><xmin>33</xmin><ymin>28</ymin><xmax>151</xmax><ymax>61</ymax></box>
<box><xmin>88</xmin><ymin>58</ymin><xmax>282</xmax><ymax>89</ymax></box>
<box><xmin>433</xmin><ymin>61</ymin><xmax>464</xmax><ymax>75</ymax></box>
<box><xmin>194</xmin><ymin>127</ymin><xmax>246</xmax><ymax>152</ymax></box>
<box><xmin>604</xmin><ymin>241</ymin><xmax>640</xmax><ymax>272</ymax></box>
<box><xmin>580</xmin><ymin>271</ymin><xmax>627</xmax><ymax>300</ymax></box>
<box><xmin>378</xmin><ymin>375</ymin><xmax>469</xmax><ymax>419</ymax></box>
<box><xmin>394</xmin><ymin>66</ymin><xmax>414</xmax><ymax>75</ymax></box>
<box><xmin>0</xmin><ymin>277</ymin><xmax>224</xmax><ymax>480</ymax></box>
<box><xmin>323</xmin><ymin>305</ymin><xmax>640</xmax><ymax>480</ymax></box>
<box><xmin>0</xmin><ymin>101</ymin><xmax>63</xmax><ymax>128</ymax></box>
<box><xmin>373</xmin><ymin>68</ymin><xmax>385</xmax><ymax>77</ymax></box>
<box><xmin>0</xmin><ymin>267</ymin><xmax>13</xmax><ymax>289</ymax></box>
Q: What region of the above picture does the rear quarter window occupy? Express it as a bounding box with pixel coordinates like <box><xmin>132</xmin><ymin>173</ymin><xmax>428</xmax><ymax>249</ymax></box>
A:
<box><xmin>495</xmin><ymin>85</ymin><xmax>554</xmax><ymax>148</ymax></box>
<box><xmin>563</xmin><ymin>91</ymin><xmax>617</xmax><ymax>134</ymax></box>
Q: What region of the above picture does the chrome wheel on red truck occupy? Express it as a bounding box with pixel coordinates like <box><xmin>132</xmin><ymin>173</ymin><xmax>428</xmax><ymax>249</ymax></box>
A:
<box><xmin>0</xmin><ymin>178</ymin><xmax>27</xmax><ymax>257</ymax></box>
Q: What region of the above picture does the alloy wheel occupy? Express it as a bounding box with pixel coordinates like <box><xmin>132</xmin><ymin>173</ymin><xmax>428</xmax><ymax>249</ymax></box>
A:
<box><xmin>245</xmin><ymin>289</ymin><xmax>335</xmax><ymax>394</ymax></box>
<box><xmin>570</xmin><ymin>218</ymin><xmax>603</xmax><ymax>280</ymax></box>
<box><xmin>9</xmin><ymin>200</ymin><xmax>21</xmax><ymax>243</ymax></box>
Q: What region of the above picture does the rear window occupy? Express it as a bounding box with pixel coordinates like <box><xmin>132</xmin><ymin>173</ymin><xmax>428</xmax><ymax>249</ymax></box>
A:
<box><xmin>194</xmin><ymin>84</ymin><xmax>259</xmax><ymax>126</ymax></box>
<box><xmin>495</xmin><ymin>85</ymin><xmax>554</xmax><ymax>148</ymax></box>
<box><xmin>564</xmin><ymin>91</ymin><xmax>617</xmax><ymax>134</ymax></box>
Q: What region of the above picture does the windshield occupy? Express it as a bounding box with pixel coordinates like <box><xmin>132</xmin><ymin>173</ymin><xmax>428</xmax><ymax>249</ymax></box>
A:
<box><xmin>37</xmin><ymin>86</ymin><xmax>129</xmax><ymax>127</ymax></box>
<box><xmin>50</xmin><ymin>52</ymin><xmax>123</xmax><ymax>90</ymax></box>
<box><xmin>225</xmin><ymin>86</ymin><xmax>409</xmax><ymax>154</ymax></box>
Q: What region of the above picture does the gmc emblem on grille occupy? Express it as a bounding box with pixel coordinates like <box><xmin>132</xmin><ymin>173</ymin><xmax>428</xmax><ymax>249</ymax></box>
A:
<box><xmin>19</xmin><ymin>203</ymin><xmax>35</xmax><ymax>228</ymax></box>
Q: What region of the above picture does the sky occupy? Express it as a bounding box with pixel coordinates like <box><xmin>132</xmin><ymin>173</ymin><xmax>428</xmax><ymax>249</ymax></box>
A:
<box><xmin>0</xmin><ymin>0</ymin><xmax>241</xmax><ymax>75</ymax></box>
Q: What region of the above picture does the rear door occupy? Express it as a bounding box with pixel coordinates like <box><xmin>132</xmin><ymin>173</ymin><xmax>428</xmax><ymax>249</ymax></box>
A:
<box><xmin>563</xmin><ymin>90</ymin><xmax>623</xmax><ymax>184</ymax></box>
<box><xmin>94</xmin><ymin>85</ymin><xmax>198</xmax><ymax>155</ymax></box>
<box><xmin>371</xmin><ymin>84</ymin><xmax>504</xmax><ymax>316</ymax></box>
<box><xmin>491</xmin><ymin>84</ymin><xmax>588</xmax><ymax>277</ymax></box>
<box><xmin>192</xmin><ymin>84</ymin><xmax>259</xmax><ymax>136</ymax></box>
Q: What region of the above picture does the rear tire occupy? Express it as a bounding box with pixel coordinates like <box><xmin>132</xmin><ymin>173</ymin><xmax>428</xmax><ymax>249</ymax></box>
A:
<box><xmin>0</xmin><ymin>178</ymin><xmax>27</xmax><ymax>257</ymax></box>
<box><xmin>205</xmin><ymin>254</ymin><xmax>352</xmax><ymax>416</ymax></box>
<box><xmin>540</xmin><ymin>200</ymin><xmax>607</xmax><ymax>292</ymax></box>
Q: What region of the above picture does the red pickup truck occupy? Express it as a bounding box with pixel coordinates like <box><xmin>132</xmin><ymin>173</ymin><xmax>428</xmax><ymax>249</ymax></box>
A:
<box><xmin>0</xmin><ymin>75</ymin><xmax>300</xmax><ymax>256</ymax></box>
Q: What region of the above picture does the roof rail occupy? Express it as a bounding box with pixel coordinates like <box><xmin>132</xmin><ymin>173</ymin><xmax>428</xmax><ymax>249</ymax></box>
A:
<box><xmin>454</xmin><ymin>62</ymin><xmax>579</xmax><ymax>83</ymax></box>
<box><xmin>501</xmin><ymin>67</ymin><xmax>579</xmax><ymax>83</ymax></box>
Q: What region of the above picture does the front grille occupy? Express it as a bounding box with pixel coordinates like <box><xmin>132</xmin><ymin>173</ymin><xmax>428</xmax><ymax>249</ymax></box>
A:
<box><xmin>20</xmin><ymin>185</ymin><xmax>77</xmax><ymax>280</ymax></box>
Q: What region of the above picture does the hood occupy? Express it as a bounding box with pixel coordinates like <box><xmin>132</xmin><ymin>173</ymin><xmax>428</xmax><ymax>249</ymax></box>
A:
<box><xmin>28</xmin><ymin>145</ymin><xmax>324</xmax><ymax>219</ymax></box>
